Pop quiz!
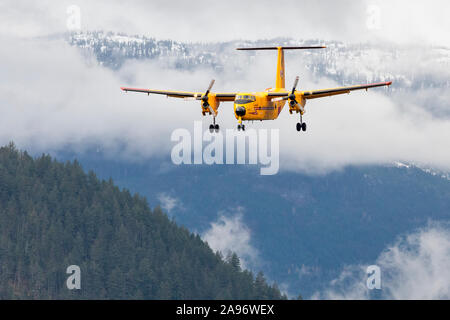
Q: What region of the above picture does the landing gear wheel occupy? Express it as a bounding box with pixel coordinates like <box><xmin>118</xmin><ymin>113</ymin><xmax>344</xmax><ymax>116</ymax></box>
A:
<box><xmin>302</xmin><ymin>122</ymin><xmax>307</xmax><ymax>132</ymax></box>
<box><xmin>209</xmin><ymin>124</ymin><xmax>214</xmax><ymax>133</ymax></box>
<box><xmin>214</xmin><ymin>124</ymin><xmax>219</xmax><ymax>132</ymax></box>
<box><xmin>296</xmin><ymin>122</ymin><xmax>301</xmax><ymax>132</ymax></box>
<box><xmin>242</xmin><ymin>125</ymin><xmax>245</xmax><ymax>131</ymax></box>
<box><xmin>237</xmin><ymin>124</ymin><xmax>241</xmax><ymax>131</ymax></box>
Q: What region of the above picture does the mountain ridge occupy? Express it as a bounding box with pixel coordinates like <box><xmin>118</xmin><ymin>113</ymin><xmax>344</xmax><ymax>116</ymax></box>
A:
<box><xmin>66</xmin><ymin>30</ymin><xmax>450</xmax><ymax>93</ymax></box>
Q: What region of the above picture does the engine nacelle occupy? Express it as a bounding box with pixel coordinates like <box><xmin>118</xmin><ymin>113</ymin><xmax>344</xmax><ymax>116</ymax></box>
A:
<box><xmin>201</xmin><ymin>94</ymin><xmax>220</xmax><ymax>116</ymax></box>
<box><xmin>288</xmin><ymin>94</ymin><xmax>306</xmax><ymax>115</ymax></box>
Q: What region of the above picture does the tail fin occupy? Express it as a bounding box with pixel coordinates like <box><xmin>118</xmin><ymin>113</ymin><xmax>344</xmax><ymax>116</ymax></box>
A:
<box><xmin>276</xmin><ymin>47</ymin><xmax>285</xmax><ymax>89</ymax></box>
<box><xmin>236</xmin><ymin>46</ymin><xmax>326</xmax><ymax>90</ymax></box>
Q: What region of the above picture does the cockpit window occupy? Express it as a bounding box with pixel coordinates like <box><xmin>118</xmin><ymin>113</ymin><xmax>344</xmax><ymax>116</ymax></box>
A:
<box><xmin>235</xmin><ymin>95</ymin><xmax>256</xmax><ymax>104</ymax></box>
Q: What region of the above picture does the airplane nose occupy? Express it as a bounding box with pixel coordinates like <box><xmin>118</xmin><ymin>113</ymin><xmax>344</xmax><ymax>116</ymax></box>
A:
<box><xmin>235</xmin><ymin>106</ymin><xmax>246</xmax><ymax>116</ymax></box>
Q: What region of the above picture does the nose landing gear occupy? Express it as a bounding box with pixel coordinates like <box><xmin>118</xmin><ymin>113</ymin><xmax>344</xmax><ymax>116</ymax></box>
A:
<box><xmin>237</xmin><ymin>116</ymin><xmax>245</xmax><ymax>131</ymax></box>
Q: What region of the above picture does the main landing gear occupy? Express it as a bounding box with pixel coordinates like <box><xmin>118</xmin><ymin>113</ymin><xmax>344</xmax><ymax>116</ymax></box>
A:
<box><xmin>296</xmin><ymin>114</ymin><xmax>307</xmax><ymax>132</ymax></box>
<box><xmin>209</xmin><ymin>116</ymin><xmax>219</xmax><ymax>133</ymax></box>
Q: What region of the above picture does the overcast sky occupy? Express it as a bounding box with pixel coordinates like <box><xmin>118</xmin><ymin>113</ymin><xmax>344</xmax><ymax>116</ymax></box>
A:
<box><xmin>1</xmin><ymin>0</ymin><xmax>450</xmax><ymax>46</ymax></box>
<box><xmin>0</xmin><ymin>1</ymin><xmax>449</xmax><ymax>173</ymax></box>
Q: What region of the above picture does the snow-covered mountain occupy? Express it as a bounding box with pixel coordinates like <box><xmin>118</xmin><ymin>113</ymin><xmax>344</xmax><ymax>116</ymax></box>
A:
<box><xmin>68</xmin><ymin>31</ymin><xmax>450</xmax><ymax>92</ymax></box>
<box><xmin>66</xmin><ymin>30</ymin><xmax>450</xmax><ymax>179</ymax></box>
<box><xmin>392</xmin><ymin>162</ymin><xmax>450</xmax><ymax>181</ymax></box>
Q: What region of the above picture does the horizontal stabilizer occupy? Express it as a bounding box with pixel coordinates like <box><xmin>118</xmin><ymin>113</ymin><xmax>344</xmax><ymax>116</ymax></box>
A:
<box><xmin>236</xmin><ymin>46</ymin><xmax>326</xmax><ymax>50</ymax></box>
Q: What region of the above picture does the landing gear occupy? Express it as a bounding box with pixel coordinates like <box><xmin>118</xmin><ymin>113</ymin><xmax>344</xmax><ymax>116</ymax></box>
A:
<box><xmin>237</xmin><ymin>116</ymin><xmax>245</xmax><ymax>131</ymax></box>
<box><xmin>296</xmin><ymin>114</ymin><xmax>307</xmax><ymax>132</ymax></box>
<box><xmin>209</xmin><ymin>117</ymin><xmax>220</xmax><ymax>133</ymax></box>
<box><xmin>209</xmin><ymin>124</ymin><xmax>220</xmax><ymax>133</ymax></box>
<box><xmin>296</xmin><ymin>122</ymin><xmax>306</xmax><ymax>132</ymax></box>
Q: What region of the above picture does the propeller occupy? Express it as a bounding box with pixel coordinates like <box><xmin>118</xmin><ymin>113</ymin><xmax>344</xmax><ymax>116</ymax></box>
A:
<box><xmin>197</xmin><ymin>79</ymin><xmax>215</xmax><ymax>105</ymax></box>
<box><xmin>286</xmin><ymin>76</ymin><xmax>299</xmax><ymax>107</ymax></box>
<box><xmin>197</xmin><ymin>79</ymin><xmax>216</xmax><ymax>115</ymax></box>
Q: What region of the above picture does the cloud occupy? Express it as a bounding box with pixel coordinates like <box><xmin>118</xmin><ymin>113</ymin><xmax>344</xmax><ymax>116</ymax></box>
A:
<box><xmin>1</xmin><ymin>3</ymin><xmax>450</xmax><ymax>174</ymax></box>
<box><xmin>314</xmin><ymin>223</ymin><xmax>450</xmax><ymax>299</ymax></box>
<box><xmin>157</xmin><ymin>192</ymin><xmax>182</xmax><ymax>214</ymax></box>
<box><xmin>201</xmin><ymin>209</ymin><xmax>260</xmax><ymax>270</ymax></box>
<box><xmin>2</xmin><ymin>1</ymin><xmax>450</xmax><ymax>47</ymax></box>
<box><xmin>0</xmin><ymin>36</ymin><xmax>209</xmax><ymax>159</ymax></box>
<box><xmin>1</xmin><ymin>34</ymin><xmax>450</xmax><ymax>174</ymax></box>
<box><xmin>277</xmin><ymin>86</ymin><xmax>450</xmax><ymax>173</ymax></box>
<box><xmin>202</xmin><ymin>210</ymin><xmax>296</xmax><ymax>297</ymax></box>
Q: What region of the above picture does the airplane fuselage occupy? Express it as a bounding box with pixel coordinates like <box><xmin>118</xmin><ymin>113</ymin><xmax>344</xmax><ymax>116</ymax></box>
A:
<box><xmin>233</xmin><ymin>92</ymin><xmax>287</xmax><ymax>121</ymax></box>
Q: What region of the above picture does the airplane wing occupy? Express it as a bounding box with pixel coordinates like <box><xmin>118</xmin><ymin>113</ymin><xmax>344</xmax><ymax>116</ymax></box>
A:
<box><xmin>267</xmin><ymin>92</ymin><xmax>289</xmax><ymax>98</ymax></box>
<box><xmin>301</xmin><ymin>81</ymin><xmax>392</xmax><ymax>99</ymax></box>
<box><xmin>120</xmin><ymin>87</ymin><xmax>236</xmax><ymax>101</ymax></box>
<box><xmin>266</xmin><ymin>81</ymin><xmax>391</xmax><ymax>100</ymax></box>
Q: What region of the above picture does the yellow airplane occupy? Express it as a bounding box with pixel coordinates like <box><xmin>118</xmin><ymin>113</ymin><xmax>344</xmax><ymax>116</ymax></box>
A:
<box><xmin>121</xmin><ymin>46</ymin><xmax>392</xmax><ymax>132</ymax></box>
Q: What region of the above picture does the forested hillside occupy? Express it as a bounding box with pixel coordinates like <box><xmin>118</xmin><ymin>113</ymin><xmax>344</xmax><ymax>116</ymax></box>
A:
<box><xmin>68</xmin><ymin>149</ymin><xmax>450</xmax><ymax>297</ymax></box>
<box><xmin>0</xmin><ymin>143</ymin><xmax>285</xmax><ymax>299</ymax></box>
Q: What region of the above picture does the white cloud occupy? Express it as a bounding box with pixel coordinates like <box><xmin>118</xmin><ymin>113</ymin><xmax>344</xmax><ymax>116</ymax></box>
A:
<box><xmin>0</xmin><ymin>36</ymin><xmax>204</xmax><ymax>158</ymax></box>
<box><xmin>1</xmin><ymin>35</ymin><xmax>450</xmax><ymax>173</ymax></box>
<box><xmin>202</xmin><ymin>210</ymin><xmax>297</xmax><ymax>297</ymax></box>
<box><xmin>314</xmin><ymin>223</ymin><xmax>450</xmax><ymax>299</ymax></box>
<box><xmin>278</xmin><ymin>86</ymin><xmax>450</xmax><ymax>173</ymax></box>
<box><xmin>2</xmin><ymin>1</ymin><xmax>450</xmax><ymax>47</ymax></box>
<box><xmin>1</xmin><ymin>32</ymin><xmax>450</xmax><ymax>174</ymax></box>
<box><xmin>202</xmin><ymin>209</ymin><xmax>259</xmax><ymax>270</ymax></box>
<box><xmin>157</xmin><ymin>192</ymin><xmax>181</xmax><ymax>214</ymax></box>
